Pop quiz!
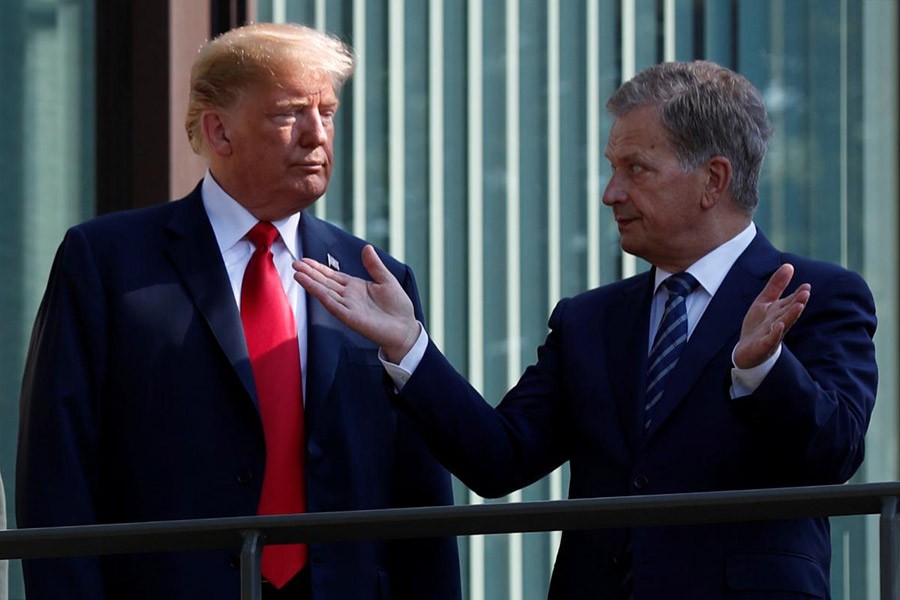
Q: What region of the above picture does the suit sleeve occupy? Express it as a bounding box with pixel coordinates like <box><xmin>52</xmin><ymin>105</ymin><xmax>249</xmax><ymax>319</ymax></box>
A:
<box><xmin>729</xmin><ymin>268</ymin><xmax>877</xmax><ymax>484</ymax></box>
<box><xmin>16</xmin><ymin>227</ymin><xmax>108</xmax><ymax>598</ymax></box>
<box><xmin>393</xmin><ymin>300</ymin><xmax>570</xmax><ymax>499</ymax></box>
<box><xmin>380</xmin><ymin>263</ymin><xmax>462</xmax><ymax>599</ymax></box>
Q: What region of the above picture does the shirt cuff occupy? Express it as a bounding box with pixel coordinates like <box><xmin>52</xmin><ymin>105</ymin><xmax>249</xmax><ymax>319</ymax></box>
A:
<box><xmin>730</xmin><ymin>344</ymin><xmax>782</xmax><ymax>398</ymax></box>
<box><xmin>379</xmin><ymin>322</ymin><xmax>429</xmax><ymax>391</ymax></box>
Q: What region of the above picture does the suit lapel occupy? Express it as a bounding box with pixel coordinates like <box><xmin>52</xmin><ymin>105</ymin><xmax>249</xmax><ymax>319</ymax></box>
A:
<box><xmin>641</xmin><ymin>232</ymin><xmax>783</xmax><ymax>443</ymax></box>
<box><xmin>163</xmin><ymin>187</ymin><xmax>258</xmax><ymax>405</ymax></box>
<box><xmin>605</xmin><ymin>273</ymin><xmax>655</xmax><ymax>452</ymax></box>
<box><xmin>299</xmin><ymin>212</ymin><xmax>344</xmax><ymax>423</ymax></box>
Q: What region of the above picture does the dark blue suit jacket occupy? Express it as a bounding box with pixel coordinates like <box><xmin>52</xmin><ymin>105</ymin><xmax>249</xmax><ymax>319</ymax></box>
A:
<box><xmin>17</xmin><ymin>186</ymin><xmax>461</xmax><ymax>599</ymax></box>
<box><xmin>394</xmin><ymin>232</ymin><xmax>877</xmax><ymax>599</ymax></box>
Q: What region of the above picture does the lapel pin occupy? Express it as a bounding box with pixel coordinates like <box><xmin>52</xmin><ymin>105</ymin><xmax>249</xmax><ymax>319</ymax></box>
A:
<box><xmin>327</xmin><ymin>253</ymin><xmax>340</xmax><ymax>271</ymax></box>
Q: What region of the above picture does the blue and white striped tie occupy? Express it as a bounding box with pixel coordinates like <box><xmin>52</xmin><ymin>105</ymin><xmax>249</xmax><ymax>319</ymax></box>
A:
<box><xmin>644</xmin><ymin>272</ymin><xmax>699</xmax><ymax>430</ymax></box>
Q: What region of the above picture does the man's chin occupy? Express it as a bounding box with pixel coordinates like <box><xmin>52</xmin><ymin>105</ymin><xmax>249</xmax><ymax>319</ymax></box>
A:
<box><xmin>617</xmin><ymin>236</ymin><xmax>635</xmax><ymax>252</ymax></box>
<box><xmin>617</xmin><ymin>238</ymin><xmax>647</xmax><ymax>261</ymax></box>
<box><xmin>292</xmin><ymin>178</ymin><xmax>329</xmax><ymax>202</ymax></box>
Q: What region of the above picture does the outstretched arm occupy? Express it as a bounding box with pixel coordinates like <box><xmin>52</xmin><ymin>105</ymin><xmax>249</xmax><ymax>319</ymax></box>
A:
<box><xmin>293</xmin><ymin>244</ymin><xmax>420</xmax><ymax>363</ymax></box>
<box><xmin>733</xmin><ymin>263</ymin><xmax>811</xmax><ymax>369</ymax></box>
<box><xmin>297</xmin><ymin>246</ymin><xmax>567</xmax><ymax>497</ymax></box>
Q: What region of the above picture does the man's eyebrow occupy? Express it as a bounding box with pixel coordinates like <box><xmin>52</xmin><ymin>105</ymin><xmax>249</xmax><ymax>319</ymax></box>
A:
<box><xmin>272</xmin><ymin>97</ymin><xmax>340</xmax><ymax>111</ymax></box>
<box><xmin>273</xmin><ymin>97</ymin><xmax>312</xmax><ymax>109</ymax></box>
<box><xmin>604</xmin><ymin>149</ymin><xmax>647</xmax><ymax>163</ymax></box>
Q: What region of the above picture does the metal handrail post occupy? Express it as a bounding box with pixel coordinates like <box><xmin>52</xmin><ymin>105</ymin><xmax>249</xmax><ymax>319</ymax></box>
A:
<box><xmin>240</xmin><ymin>530</ymin><xmax>263</xmax><ymax>600</ymax></box>
<box><xmin>881</xmin><ymin>496</ymin><xmax>899</xmax><ymax>600</ymax></box>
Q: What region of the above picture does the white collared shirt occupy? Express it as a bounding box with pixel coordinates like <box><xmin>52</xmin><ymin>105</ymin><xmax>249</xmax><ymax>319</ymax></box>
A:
<box><xmin>648</xmin><ymin>223</ymin><xmax>778</xmax><ymax>397</ymax></box>
<box><xmin>649</xmin><ymin>222</ymin><xmax>757</xmax><ymax>346</ymax></box>
<box><xmin>201</xmin><ymin>171</ymin><xmax>309</xmax><ymax>396</ymax></box>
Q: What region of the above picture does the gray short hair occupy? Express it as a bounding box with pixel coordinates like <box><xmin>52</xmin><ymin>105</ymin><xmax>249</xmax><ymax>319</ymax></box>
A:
<box><xmin>606</xmin><ymin>61</ymin><xmax>772</xmax><ymax>212</ymax></box>
<box><xmin>186</xmin><ymin>23</ymin><xmax>355</xmax><ymax>155</ymax></box>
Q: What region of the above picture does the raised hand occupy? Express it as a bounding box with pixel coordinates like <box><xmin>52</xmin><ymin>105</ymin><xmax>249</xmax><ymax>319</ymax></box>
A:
<box><xmin>733</xmin><ymin>263</ymin><xmax>811</xmax><ymax>369</ymax></box>
<box><xmin>293</xmin><ymin>245</ymin><xmax>420</xmax><ymax>363</ymax></box>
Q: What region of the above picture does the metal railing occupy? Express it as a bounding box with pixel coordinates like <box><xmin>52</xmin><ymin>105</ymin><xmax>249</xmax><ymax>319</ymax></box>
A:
<box><xmin>2</xmin><ymin>482</ymin><xmax>899</xmax><ymax>600</ymax></box>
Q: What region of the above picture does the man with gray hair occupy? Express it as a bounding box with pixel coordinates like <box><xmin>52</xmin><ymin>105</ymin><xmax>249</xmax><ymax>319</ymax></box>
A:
<box><xmin>17</xmin><ymin>23</ymin><xmax>460</xmax><ymax>600</ymax></box>
<box><xmin>295</xmin><ymin>60</ymin><xmax>877</xmax><ymax>598</ymax></box>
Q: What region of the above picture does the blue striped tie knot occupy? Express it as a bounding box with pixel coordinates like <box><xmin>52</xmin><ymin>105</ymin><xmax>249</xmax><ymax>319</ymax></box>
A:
<box><xmin>645</xmin><ymin>272</ymin><xmax>700</xmax><ymax>430</ymax></box>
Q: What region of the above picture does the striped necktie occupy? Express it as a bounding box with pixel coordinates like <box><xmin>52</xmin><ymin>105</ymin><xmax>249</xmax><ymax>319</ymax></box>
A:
<box><xmin>644</xmin><ymin>272</ymin><xmax>699</xmax><ymax>430</ymax></box>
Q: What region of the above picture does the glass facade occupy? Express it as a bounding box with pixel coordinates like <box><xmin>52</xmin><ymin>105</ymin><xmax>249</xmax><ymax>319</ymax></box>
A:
<box><xmin>0</xmin><ymin>0</ymin><xmax>897</xmax><ymax>598</ymax></box>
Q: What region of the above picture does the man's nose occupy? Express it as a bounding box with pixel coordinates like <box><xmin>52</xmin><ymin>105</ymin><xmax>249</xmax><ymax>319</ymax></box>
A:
<box><xmin>602</xmin><ymin>174</ymin><xmax>626</xmax><ymax>205</ymax></box>
<box><xmin>298</xmin><ymin>110</ymin><xmax>328</xmax><ymax>146</ymax></box>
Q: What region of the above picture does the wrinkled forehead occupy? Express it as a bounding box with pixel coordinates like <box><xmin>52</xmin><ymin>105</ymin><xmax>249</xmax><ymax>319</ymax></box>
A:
<box><xmin>605</xmin><ymin>107</ymin><xmax>671</xmax><ymax>157</ymax></box>
<box><xmin>248</xmin><ymin>68</ymin><xmax>339</xmax><ymax>105</ymax></box>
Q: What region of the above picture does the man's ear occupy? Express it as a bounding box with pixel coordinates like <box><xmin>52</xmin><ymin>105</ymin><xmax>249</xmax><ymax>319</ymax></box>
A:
<box><xmin>201</xmin><ymin>110</ymin><xmax>233</xmax><ymax>157</ymax></box>
<box><xmin>701</xmin><ymin>155</ymin><xmax>733</xmax><ymax>209</ymax></box>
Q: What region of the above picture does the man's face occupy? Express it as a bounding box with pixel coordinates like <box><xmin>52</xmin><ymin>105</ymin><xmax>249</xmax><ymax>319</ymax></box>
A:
<box><xmin>217</xmin><ymin>70</ymin><xmax>338</xmax><ymax>220</ymax></box>
<box><xmin>602</xmin><ymin>105</ymin><xmax>710</xmax><ymax>272</ymax></box>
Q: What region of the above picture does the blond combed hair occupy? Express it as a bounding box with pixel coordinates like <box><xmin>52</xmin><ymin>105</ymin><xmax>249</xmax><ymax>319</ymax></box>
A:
<box><xmin>185</xmin><ymin>22</ymin><xmax>355</xmax><ymax>155</ymax></box>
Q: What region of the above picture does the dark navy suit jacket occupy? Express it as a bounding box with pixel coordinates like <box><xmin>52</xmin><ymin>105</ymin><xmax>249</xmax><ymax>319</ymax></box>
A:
<box><xmin>17</xmin><ymin>186</ymin><xmax>461</xmax><ymax>599</ymax></box>
<box><xmin>394</xmin><ymin>231</ymin><xmax>877</xmax><ymax>599</ymax></box>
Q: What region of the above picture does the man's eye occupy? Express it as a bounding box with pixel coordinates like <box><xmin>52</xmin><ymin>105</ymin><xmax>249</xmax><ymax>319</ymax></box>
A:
<box><xmin>629</xmin><ymin>164</ymin><xmax>644</xmax><ymax>174</ymax></box>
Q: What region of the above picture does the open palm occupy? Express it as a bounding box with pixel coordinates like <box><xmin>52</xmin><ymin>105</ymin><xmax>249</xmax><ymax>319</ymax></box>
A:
<box><xmin>293</xmin><ymin>245</ymin><xmax>420</xmax><ymax>363</ymax></box>
<box><xmin>733</xmin><ymin>263</ymin><xmax>811</xmax><ymax>369</ymax></box>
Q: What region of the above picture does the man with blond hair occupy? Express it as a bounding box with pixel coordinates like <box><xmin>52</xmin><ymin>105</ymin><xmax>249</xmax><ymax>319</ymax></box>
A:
<box><xmin>17</xmin><ymin>23</ymin><xmax>460</xmax><ymax>600</ymax></box>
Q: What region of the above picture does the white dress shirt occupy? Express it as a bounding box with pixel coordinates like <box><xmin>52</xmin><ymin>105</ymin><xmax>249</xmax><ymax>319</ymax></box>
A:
<box><xmin>647</xmin><ymin>223</ymin><xmax>778</xmax><ymax>397</ymax></box>
<box><xmin>384</xmin><ymin>222</ymin><xmax>778</xmax><ymax>398</ymax></box>
<box><xmin>201</xmin><ymin>171</ymin><xmax>309</xmax><ymax>397</ymax></box>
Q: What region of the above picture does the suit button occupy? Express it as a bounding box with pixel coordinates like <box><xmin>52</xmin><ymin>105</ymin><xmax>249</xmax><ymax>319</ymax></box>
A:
<box><xmin>237</xmin><ymin>470</ymin><xmax>253</xmax><ymax>486</ymax></box>
<box><xmin>633</xmin><ymin>475</ymin><xmax>648</xmax><ymax>490</ymax></box>
<box><xmin>228</xmin><ymin>554</ymin><xmax>240</xmax><ymax>570</ymax></box>
<box><xmin>609</xmin><ymin>555</ymin><xmax>620</xmax><ymax>568</ymax></box>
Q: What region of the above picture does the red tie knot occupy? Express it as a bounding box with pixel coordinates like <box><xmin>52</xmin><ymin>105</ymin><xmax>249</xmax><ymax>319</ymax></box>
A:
<box><xmin>247</xmin><ymin>221</ymin><xmax>280</xmax><ymax>251</ymax></box>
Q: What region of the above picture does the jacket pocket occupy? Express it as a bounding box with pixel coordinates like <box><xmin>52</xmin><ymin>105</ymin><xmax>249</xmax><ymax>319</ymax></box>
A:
<box><xmin>725</xmin><ymin>551</ymin><xmax>827</xmax><ymax>597</ymax></box>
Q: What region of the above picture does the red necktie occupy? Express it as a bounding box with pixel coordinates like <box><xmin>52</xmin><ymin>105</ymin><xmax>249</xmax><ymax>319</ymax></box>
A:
<box><xmin>240</xmin><ymin>221</ymin><xmax>307</xmax><ymax>588</ymax></box>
